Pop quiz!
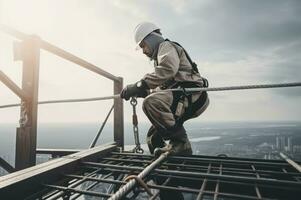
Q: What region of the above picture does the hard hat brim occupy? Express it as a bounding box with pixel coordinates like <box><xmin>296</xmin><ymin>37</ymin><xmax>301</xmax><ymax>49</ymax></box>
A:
<box><xmin>135</xmin><ymin>42</ymin><xmax>142</xmax><ymax>50</ymax></box>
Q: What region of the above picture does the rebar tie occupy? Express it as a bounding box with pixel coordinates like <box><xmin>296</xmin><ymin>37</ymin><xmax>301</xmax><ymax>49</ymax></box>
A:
<box><xmin>123</xmin><ymin>175</ymin><xmax>153</xmax><ymax>196</ymax></box>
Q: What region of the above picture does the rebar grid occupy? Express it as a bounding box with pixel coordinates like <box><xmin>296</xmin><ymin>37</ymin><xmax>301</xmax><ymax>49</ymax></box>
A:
<box><xmin>33</xmin><ymin>151</ymin><xmax>301</xmax><ymax>200</ymax></box>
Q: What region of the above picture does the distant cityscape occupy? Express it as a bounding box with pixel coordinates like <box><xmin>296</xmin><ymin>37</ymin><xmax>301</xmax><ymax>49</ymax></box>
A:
<box><xmin>263</xmin><ymin>135</ymin><xmax>301</xmax><ymax>160</ymax></box>
<box><xmin>1</xmin><ymin>122</ymin><xmax>301</xmax><ymax>177</ymax></box>
<box><xmin>192</xmin><ymin>134</ymin><xmax>301</xmax><ymax>161</ymax></box>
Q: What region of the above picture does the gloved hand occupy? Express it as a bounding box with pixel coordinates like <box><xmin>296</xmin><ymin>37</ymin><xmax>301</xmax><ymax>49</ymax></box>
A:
<box><xmin>120</xmin><ymin>80</ymin><xmax>149</xmax><ymax>100</ymax></box>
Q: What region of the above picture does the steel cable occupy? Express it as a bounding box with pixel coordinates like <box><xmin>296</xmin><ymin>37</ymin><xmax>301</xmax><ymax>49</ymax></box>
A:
<box><xmin>1</xmin><ymin>82</ymin><xmax>301</xmax><ymax>109</ymax></box>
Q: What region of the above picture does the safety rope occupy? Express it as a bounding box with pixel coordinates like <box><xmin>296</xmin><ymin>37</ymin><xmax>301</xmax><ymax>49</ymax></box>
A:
<box><xmin>124</xmin><ymin>82</ymin><xmax>300</xmax><ymax>155</ymax></box>
<box><xmin>130</xmin><ymin>97</ymin><xmax>144</xmax><ymax>154</ymax></box>
<box><xmin>108</xmin><ymin>151</ymin><xmax>170</xmax><ymax>200</ymax></box>
<box><xmin>0</xmin><ymin>82</ymin><xmax>300</xmax><ymax>109</ymax></box>
<box><xmin>166</xmin><ymin>82</ymin><xmax>301</xmax><ymax>93</ymax></box>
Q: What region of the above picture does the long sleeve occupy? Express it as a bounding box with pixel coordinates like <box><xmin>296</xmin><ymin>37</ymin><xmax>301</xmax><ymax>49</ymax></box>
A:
<box><xmin>142</xmin><ymin>42</ymin><xmax>180</xmax><ymax>89</ymax></box>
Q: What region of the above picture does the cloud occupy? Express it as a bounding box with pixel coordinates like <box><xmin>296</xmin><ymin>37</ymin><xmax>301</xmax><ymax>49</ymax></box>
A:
<box><xmin>1</xmin><ymin>0</ymin><xmax>300</xmax><ymax>122</ymax></box>
<box><xmin>168</xmin><ymin>1</ymin><xmax>301</xmax><ymax>56</ymax></box>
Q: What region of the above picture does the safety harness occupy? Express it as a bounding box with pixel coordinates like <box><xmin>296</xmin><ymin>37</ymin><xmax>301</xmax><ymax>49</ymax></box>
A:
<box><xmin>165</xmin><ymin>39</ymin><xmax>199</xmax><ymax>74</ymax></box>
<box><xmin>170</xmin><ymin>82</ymin><xmax>208</xmax><ymax>125</ymax></box>
<box><xmin>165</xmin><ymin>39</ymin><xmax>209</xmax><ymax>125</ymax></box>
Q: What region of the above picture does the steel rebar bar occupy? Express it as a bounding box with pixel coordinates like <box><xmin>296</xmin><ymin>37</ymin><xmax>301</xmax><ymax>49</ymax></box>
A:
<box><xmin>108</xmin><ymin>152</ymin><xmax>170</xmax><ymax>200</ymax></box>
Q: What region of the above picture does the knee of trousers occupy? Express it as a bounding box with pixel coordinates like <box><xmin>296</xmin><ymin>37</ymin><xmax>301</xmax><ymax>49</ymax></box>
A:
<box><xmin>143</xmin><ymin>92</ymin><xmax>175</xmax><ymax>130</ymax></box>
<box><xmin>142</xmin><ymin>94</ymin><xmax>158</xmax><ymax>115</ymax></box>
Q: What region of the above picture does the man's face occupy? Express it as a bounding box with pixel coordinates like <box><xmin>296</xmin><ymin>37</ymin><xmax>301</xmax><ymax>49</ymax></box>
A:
<box><xmin>139</xmin><ymin>41</ymin><xmax>152</xmax><ymax>58</ymax></box>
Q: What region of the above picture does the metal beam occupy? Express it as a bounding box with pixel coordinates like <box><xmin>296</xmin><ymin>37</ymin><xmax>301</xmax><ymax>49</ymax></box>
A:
<box><xmin>15</xmin><ymin>36</ymin><xmax>40</xmax><ymax>170</ymax></box>
<box><xmin>0</xmin><ymin>157</ymin><xmax>15</xmax><ymax>173</ymax></box>
<box><xmin>0</xmin><ymin>95</ymin><xmax>120</xmax><ymax>110</ymax></box>
<box><xmin>0</xmin><ymin>24</ymin><xmax>28</xmax><ymax>40</ymax></box>
<box><xmin>99</xmin><ymin>156</ymin><xmax>300</xmax><ymax>176</ymax></box>
<box><xmin>62</xmin><ymin>174</ymin><xmax>274</xmax><ymax>200</ymax></box>
<box><xmin>44</xmin><ymin>184</ymin><xmax>112</xmax><ymax>198</ymax></box>
<box><xmin>82</xmin><ymin>161</ymin><xmax>301</xmax><ymax>188</ymax></box>
<box><xmin>112</xmin><ymin>152</ymin><xmax>290</xmax><ymax>166</ymax></box>
<box><xmin>0</xmin><ymin>70</ymin><xmax>27</xmax><ymax>100</ymax></box>
<box><xmin>50</xmin><ymin>171</ymin><xmax>113</xmax><ymax>200</ymax></box>
<box><xmin>36</xmin><ymin>148</ymin><xmax>82</xmax><ymax>157</ymax></box>
<box><xmin>0</xmin><ymin>143</ymin><xmax>116</xmax><ymax>199</ymax></box>
<box><xmin>0</xmin><ymin>24</ymin><xmax>119</xmax><ymax>81</ymax></box>
<box><xmin>40</xmin><ymin>41</ymin><xmax>120</xmax><ymax>81</ymax></box>
<box><xmin>114</xmin><ymin>77</ymin><xmax>124</xmax><ymax>149</ymax></box>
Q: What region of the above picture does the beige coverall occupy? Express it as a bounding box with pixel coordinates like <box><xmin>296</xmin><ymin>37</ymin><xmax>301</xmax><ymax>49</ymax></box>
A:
<box><xmin>142</xmin><ymin>41</ymin><xmax>209</xmax><ymax>132</ymax></box>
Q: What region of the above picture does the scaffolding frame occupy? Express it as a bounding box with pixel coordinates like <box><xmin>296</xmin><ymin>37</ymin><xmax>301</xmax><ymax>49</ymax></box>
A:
<box><xmin>0</xmin><ymin>25</ymin><xmax>124</xmax><ymax>171</ymax></box>
<box><xmin>1</xmin><ymin>146</ymin><xmax>300</xmax><ymax>200</ymax></box>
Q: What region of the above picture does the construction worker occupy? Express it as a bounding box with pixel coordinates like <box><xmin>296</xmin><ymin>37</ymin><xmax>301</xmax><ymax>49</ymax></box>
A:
<box><xmin>120</xmin><ymin>22</ymin><xmax>209</xmax><ymax>156</ymax></box>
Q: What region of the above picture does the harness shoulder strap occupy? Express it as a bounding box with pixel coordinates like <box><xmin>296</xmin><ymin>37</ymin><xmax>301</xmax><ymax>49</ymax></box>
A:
<box><xmin>165</xmin><ymin>39</ymin><xmax>199</xmax><ymax>74</ymax></box>
<box><xmin>165</xmin><ymin>39</ymin><xmax>209</xmax><ymax>88</ymax></box>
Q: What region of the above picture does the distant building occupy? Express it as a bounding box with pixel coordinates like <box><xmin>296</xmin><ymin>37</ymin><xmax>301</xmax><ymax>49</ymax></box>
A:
<box><xmin>276</xmin><ymin>136</ymin><xmax>280</xmax><ymax>150</ymax></box>
<box><xmin>280</xmin><ymin>136</ymin><xmax>286</xmax><ymax>151</ymax></box>
<box><xmin>276</xmin><ymin>136</ymin><xmax>287</xmax><ymax>151</ymax></box>
<box><xmin>293</xmin><ymin>145</ymin><xmax>301</xmax><ymax>153</ymax></box>
<box><xmin>287</xmin><ymin>137</ymin><xmax>293</xmax><ymax>152</ymax></box>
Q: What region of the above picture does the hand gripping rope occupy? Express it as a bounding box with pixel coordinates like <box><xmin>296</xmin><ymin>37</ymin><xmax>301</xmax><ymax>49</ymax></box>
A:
<box><xmin>130</xmin><ymin>97</ymin><xmax>144</xmax><ymax>154</ymax></box>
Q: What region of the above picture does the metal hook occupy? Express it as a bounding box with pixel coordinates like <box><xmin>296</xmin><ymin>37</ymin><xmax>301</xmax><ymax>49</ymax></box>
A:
<box><xmin>130</xmin><ymin>97</ymin><xmax>138</xmax><ymax>106</ymax></box>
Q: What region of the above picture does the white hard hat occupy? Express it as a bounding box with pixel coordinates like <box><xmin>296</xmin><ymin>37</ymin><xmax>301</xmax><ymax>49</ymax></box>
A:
<box><xmin>134</xmin><ymin>22</ymin><xmax>160</xmax><ymax>49</ymax></box>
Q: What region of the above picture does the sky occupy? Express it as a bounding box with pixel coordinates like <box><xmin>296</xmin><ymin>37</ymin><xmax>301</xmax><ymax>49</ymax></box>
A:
<box><xmin>0</xmin><ymin>0</ymin><xmax>300</xmax><ymax>124</ymax></box>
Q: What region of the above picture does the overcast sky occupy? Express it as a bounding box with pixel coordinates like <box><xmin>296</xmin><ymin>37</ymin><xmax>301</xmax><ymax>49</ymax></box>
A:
<box><xmin>0</xmin><ymin>0</ymin><xmax>300</xmax><ymax>125</ymax></box>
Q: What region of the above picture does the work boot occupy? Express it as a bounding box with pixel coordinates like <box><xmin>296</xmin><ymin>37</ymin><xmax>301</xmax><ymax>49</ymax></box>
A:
<box><xmin>155</xmin><ymin>137</ymin><xmax>192</xmax><ymax>156</ymax></box>
<box><xmin>169</xmin><ymin>136</ymin><xmax>192</xmax><ymax>156</ymax></box>
<box><xmin>153</xmin><ymin>126</ymin><xmax>190</xmax><ymax>200</ymax></box>
<box><xmin>154</xmin><ymin>144</ymin><xmax>172</xmax><ymax>157</ymax></box>
<box><xmin>146</xmin><ymin>126</ymin><xmax>166</xmax><ymax>154</ymax></box>
<box><xmin>154</xmin><ymin>126</ymin><xmax>192</xmax><ymax>156</ymax></box>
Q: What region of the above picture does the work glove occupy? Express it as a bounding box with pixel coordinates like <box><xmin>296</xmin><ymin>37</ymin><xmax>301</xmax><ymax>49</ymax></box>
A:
<box><xmin>120</xmin><ymin>80</ymin><xmax>149</xmax><ymax>100</ymax></box>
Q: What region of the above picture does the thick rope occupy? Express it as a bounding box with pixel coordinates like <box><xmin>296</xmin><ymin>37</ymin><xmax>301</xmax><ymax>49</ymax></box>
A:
<box><xmin>1</xmin><ymin>82</ymin><xmax>301</xmax><ymax>109</ymax></box>
<box><xmin>108</xmin><ymin>152</ymin><xmax>170</xmax><ymax>200</ymax></box>
<box><xmin>280</xmin><ymin>152</ymin><xmax>301</xmax><ymax>173</ymax></box>
<box><xmin>166</xmin><ymin>82</ymin><xmax>301</xmax><ymax>92</ymax></box>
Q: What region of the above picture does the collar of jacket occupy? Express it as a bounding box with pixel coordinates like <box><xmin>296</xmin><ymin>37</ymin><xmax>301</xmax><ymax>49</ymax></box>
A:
<box><xmin>152</xmin><ymin>38</ymin><xmax>172</xmax><ymax>61</ymax></box>
<box><xmin>143</xmin><ymin>32</ymin><xmax>164</xmax><ymax>61</ymax></box>
<box><xmin>151</xmin><ymin>45</ymin><xmax>160</xmax><ymax>61</ymax></box>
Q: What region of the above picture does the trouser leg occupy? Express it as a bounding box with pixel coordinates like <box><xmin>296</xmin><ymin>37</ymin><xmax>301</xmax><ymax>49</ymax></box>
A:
<box><xmin>146</xmin><ymin>125</ymin><xmax>192</xmax><ymax>156</ymax></box>
<box><xmin>154</xmin><ymin>125</ymin><xmax>192</xmax><ymax>156</ymax></box>
<box><xmin>146</xmin><ymin>125</ymin><xmax>165</xmax><ymax>154</ymax></box>
<box><xmin>143</xmin><ymin>91</ymin><xmax>193</xmax><ymax>199</ymax></box>
<box><xmin>143</xmin><ymin>91</ymin><xmax>193</xmax><ymax>156</ymax></box>
<box><xmin>142</xmin><ymin>91</ymin><xmax>176</xmax><ymax>130</ymax></box>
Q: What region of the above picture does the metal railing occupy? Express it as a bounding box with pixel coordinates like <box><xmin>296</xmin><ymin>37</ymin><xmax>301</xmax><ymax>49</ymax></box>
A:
<box><xmin>0</xmin><ymin>24</ymin><xmax>124</xmax><ymax>171</ymax></box>
<box><xmin>1</xmin><ymin>24</ymin><xmax>301</xmax><ymax>175</ymax></box>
